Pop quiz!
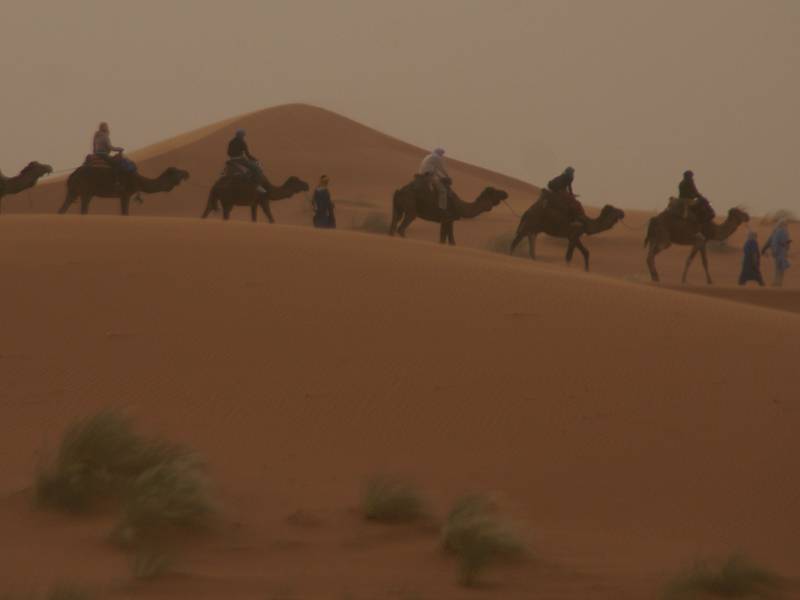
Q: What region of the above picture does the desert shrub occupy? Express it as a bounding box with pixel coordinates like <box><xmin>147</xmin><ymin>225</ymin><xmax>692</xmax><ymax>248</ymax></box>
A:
<box><xmin>486</xmin><ymin>231</ymin><xmax>528</xmax><ymax>256</ymax></box>
<box><xmin>761</xmin><ymin>209</ymin><xmax>797</xmax><ymax>225</ymax></box>
<box><xmin>36</xmin><ymin>410</ymin><xmax>182</xmax><ymax>512</ymax></box>
<box><xmin>442</xmin><ymin>495</ymin><xmax>525</xmax><ymax>587</ymax></box>
<box><xmin>115</xmin><ymin>456</ymin><xmax>215</xmax><ymax>543</ymax></box>
<box><xmin>664</xmin><ymin>555</ymin><xmax>781</xmax><ymax>599</ymax></box>
<box><xmin>362</xmin><ymin>476</ymin><xmax>425</xmax><ymax>523</ymax></box>
<box><xmin>354</xmin><ymin>211</ymin><xmax>391</xmax><ymax>234</ymax></box>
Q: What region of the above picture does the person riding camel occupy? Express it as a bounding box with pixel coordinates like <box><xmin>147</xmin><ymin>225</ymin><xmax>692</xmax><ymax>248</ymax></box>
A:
<box><xmin>227</xmin><ymin>129</ymin><xmax>266</xmax><ymax>192</ymax></box>
<box><xmin>418</xmin><ymin>147</ymin><xmax>451</xmax><ymax>218</ymax></box>
<box><xmin>92</xmin><ymin>122</ymin><xmax>133</xmax><ymax>189</ymax></box>
<box><xmin>547</xmin><ymin>166</ymin><xmax>585</xmax><ymax>224</ymax></box>
<box><xmin>676</xmin><ymin>170</ymin><xmax>714</xmax><ymax>222</ymax></box>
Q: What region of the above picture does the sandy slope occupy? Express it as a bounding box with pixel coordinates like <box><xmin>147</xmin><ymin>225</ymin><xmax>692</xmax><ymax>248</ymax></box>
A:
<box><xmin>0</xmin><ymin>216</ymin><xmax>797</xmax><ymax>599</ymax></box>
<box><xmin>17</xmin><ymin>103</ymin><xmax>538</xmax><ymax>219</ymax></box>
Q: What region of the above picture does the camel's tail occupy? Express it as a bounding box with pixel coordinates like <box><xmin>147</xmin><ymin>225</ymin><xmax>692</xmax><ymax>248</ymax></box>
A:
<box><xmin>644</xmin><ymin>218</ymin><xmax>656</xmax><ymax>247</ymax></box>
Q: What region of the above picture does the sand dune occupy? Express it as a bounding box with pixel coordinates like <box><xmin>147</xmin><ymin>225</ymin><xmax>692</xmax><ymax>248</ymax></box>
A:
<box><xmin>0</xmin><ymin>216</ymin><xmax>797</xmax><ymax>599</ymax></box>
<box><xmin>18</xmin><ymin>103</ymin><xmax>538</xmax><ymax>219</ymax></box>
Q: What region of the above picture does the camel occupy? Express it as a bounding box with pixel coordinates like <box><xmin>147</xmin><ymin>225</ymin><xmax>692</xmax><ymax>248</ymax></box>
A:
<box><xmin>200</xmin><ymin>175</ymin><xmax>309</xmax><ymax>222</ymax></box>
<box><xmin>58</xmin><ymin>163</ymin><xmax>189</xmax><ymax>215</ymax></box>
<box><xmin>644</xmin><ymin>206</ymin><xmax>750</xmax><ymax>284</ymax></box>
<box><xmin>509</xmin><ymin>190</ymin><xmax>626</xmax><ymax>271</ymax></box>
<box><xmin>390</xmin><ymin>176</ymin><xmax>508</xmax><ymax>245</ymax></box>
<box><xmin>0</xmin><ymin>161</ymin><xmax>54</xmax><ymax>213</ymax></box>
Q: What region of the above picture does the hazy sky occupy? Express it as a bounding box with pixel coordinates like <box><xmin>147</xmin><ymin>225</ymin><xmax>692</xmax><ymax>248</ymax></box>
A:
<box><xmin>2</xmin><ymin>0</ymin><xmax>798</xmax><ymax>212</ymax></box>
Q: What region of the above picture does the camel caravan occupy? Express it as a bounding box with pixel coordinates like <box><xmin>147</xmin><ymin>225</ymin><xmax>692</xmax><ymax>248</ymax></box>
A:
<box><xmin>3</xmin><ymin>124</ymin><xmax>753</xmax><ymax>285</ymax></box>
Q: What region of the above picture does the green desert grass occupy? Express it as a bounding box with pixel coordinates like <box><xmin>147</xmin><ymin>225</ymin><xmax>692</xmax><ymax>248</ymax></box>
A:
<box><xmin>441</xmin><ymin>495</ymin><xmax>525</xmax><ymax>587</ymax></box>
<box><xmin>113</xmin><ymin>456</ymin><xmax>215</xmax><ymax>545</ymax></box>
<box><xmin>36</xmin><ymin>409</ymin><xmax>216</xmax><ymax>580</ymax></box>
<box><xmin>664</xmin><ymin>555</ymin><xmax>782</xmax><ymax>599</ymax></box>
<box><xmin>362</xmin><ymin>476</ymin><xmax>426</xmax><ymax>523</ymax></box>
<box><xmin>353</xmin><ymin>211</ymin><xmax>391</xmax><ymax>234</ymax></box>
<box><xmin>35</xmin><ymin>409</ymin><xmax>183</xmax><ymax>512</ymax></box>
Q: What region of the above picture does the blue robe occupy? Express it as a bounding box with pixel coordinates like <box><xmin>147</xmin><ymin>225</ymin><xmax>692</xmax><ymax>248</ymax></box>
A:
<box><xmin>739</xmin><ymin>238</ymin><xmax>763</xmax><ymax>285</ymax></box>
<box><xmin>312</xmin><ymin>188</ymin><xmax>335</xmax><ymax>228</ymax></box>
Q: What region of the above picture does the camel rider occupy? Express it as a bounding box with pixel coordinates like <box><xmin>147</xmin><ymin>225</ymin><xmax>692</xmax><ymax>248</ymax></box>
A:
<box><xmin>677</xmin><ymin>170</ymin><xmax>714</xmax><ymax>222</ymax></box>
<box><xmin>547</xmin><ymin>166</ymin><xmax>585</xmax><ymax>223</ymax></box>
<box><xmin>418</xmin><ymin>147</ymin><xmax>450</xmax><ymax>216</ymax></box>
<box><xmin>227</xmin><ymin>129</ymin><xmax>266</xmax><ymax>190</ymax></box>
<box><xmin>92</xmin><ymin>122</ymin><xmax>132</xmax><ymax>188</ymax></box>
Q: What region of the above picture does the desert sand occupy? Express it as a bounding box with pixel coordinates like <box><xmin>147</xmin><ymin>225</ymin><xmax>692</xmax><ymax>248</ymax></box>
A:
<box><xmin>0</xmin><ymin>106</ymin><xmax>798</xmax><ymax>599</ymax></box>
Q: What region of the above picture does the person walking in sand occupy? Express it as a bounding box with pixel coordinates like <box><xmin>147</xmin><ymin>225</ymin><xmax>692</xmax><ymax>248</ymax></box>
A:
<box><xmin>418</xmin><ymin>147</ymin><xmax>451</xmax><ymax>217</ymax></box>
<box><xmin>738</xmin><ymin>230</ymin><xmax>764</xmax><ymax>286</ymax></box>
<box><xmin>762</xmin><ymin>218</ymin><xmax>792</xmax><ymax>287</ymax></box>
<box><xmin>312</xmin><ymin>174</ymin><xmax>335</xmax><ymax>228</ymax></box>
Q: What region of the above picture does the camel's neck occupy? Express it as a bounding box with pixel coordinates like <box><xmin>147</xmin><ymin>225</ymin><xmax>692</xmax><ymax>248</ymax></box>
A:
<box><xmin>709</xmin><ymin>216</ymin><xmax>744</xmax><ymax>241</ymax></box>
<box><xmin>457</xmin><ymin>197</ymin><xmax>494</xmax><ymax>219</ymax></box>
<box><xmin>137</xmin><ymin>173</ymin><xmax>177</xmax><ymax>194</ymax></box>
<box><xmin>267</xmin><ymin>181</ymin><xmax>298</xmax><ymax>201</ymax></box>
<box><xmin>585</xmin><ymin>213</ymin><xmax>619</xmax><ymax>235</ymax></box>
<box><xmin>4</xmin><ymin>168</ymin><xmax>44</xmax><ymax>194</ymax></box>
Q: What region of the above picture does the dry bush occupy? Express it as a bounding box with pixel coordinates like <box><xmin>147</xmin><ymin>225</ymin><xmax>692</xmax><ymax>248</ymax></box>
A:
<box><xmin>486</xmin><ymin>231</ymin><xmax>528</xmax><ymax>256</ymax></box>
<box><xmin>664</xmin><ymin>555</ymin><xmax>782</xmax><ymax>599</ymax></box>
<box><xmin>362</xmin><ymin>476</ymin><xmax>426</xmax><ymax>523</ymax></box>
<box><xmin>761</xmin><ymin>209</ymin><xmax>797</xmax><ymax>225</ymax></box>
<box><xmin>353</xmin><ymin>211</ymin><xmax>391</xmax><ymax>234</ymax></box>
<box><xmin>442</xmin><ymin>495</ymin><xmax>525</xmax><ymax>587</ymax></box>
<box><xmin>36</xmin><ymin>410</ymin><xmax>182</xmax><ymax>512</ymax></box>
<box><xmin>114</xmin><ymin>456</ymin><xmax>215</xmax><ymax>545</ymax></box>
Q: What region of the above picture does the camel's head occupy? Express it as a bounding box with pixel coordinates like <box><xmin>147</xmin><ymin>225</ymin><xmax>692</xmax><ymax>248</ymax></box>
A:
<box><xmin>480</xmin><ymin>187</ymin><xmax>509</xmax><ymax>207</ymax></box>
<box><xmin>164</xmin><ymin>167</ymin><xmax>190</xmax><ymax>185</ymax></box>
<box><xmin>728</xmin><ymin>206</ymin><xmax>750</xmax><ymax>224</ymax></box>
<box><xmin>285</xmin><ymin>176</ymin><xmax>310</xmax><ymax>193</ymax></box>
<box><xmin>600</xmin><ymin>204</ymin><xmax>626</xmax><ymax>222</ymax></box>
<box><xmin>23</xmin><ymin>161</ymin><xmax>54</xmax><ymax>177</ymax></box>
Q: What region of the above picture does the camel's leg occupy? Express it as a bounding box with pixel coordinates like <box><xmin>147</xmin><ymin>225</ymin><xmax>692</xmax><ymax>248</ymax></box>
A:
<box><xmin>575</xmin><ymin>238</ymin><xmax>590</xmax><ymax>271</ymax></box>
<box><xmin>222</xmin><ymin>202</ymin><xmax>232</xmax><ymax>221</ymax></box>
<box><xmin>681</xmin><ymin>244</ymin><xmax>701</xmax><ymax>284</ymax></box>
<box><xmin>509</xmin><ymin>232</ymin><xmax>524</xmax><ymax>255</ymax></box>
<box><xmin>566</xmin><ymin>239</ymin><xmax>576</xmax><ymax>264</ymax></box>
<box><xmin>646</xmin><ymin>246</ymin><xmax>659</xmax><ymax>282</ymax></box>
<box><xmin>699</xmin><ymin>244</ymin><xmax>713</xmax><ymax>285</ymax></box>
<box><xmin>250</xmin><ymin>203</ymin><xmax>258</xmax><ymax>223</ymax></box>
<box><xmin>201</xmin><ymin>198</ymin><xmax>215</xmax><ymax>219</ymax></box>
<box><xmin>59</xmin><ymin>191</ymin><xmax>77</xmax><ymax>214</ymax></box>
<box><xmin>439</xmin><ymin>222</ymin><xmax>447</xmax><ymax>244</ymax></box>
<box><xmin>389</xmin><ymin>208</ymin><xmax>402</xmax><ymax>236</ymax></box>
<box><xmin>80</xmin><ymin>194</ymin><xmax>91</xmax><ymax>215</ymax></box>
<box><xmin>120</xmin><ymin>195</ymin><xmax>131</xmax><ymax>216</ymax></box>
<box><xmin>447</xmin><ymin>222</ymin><xmax>455</xmax><ymax>246</ymax></box>
<box><xmin>260</xmin><ymin>199</ymin><xmax>275</xmax><ymax>224</ymax></box>
<box><xmin>397</xmin><ymin>214</ymin><xmax>415</xmax><ymax>238</ymax></box>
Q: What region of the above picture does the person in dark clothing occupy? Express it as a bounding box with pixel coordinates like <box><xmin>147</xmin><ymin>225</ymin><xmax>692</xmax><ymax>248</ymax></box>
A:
<box><xmin>547</xmin><ymin>166</ymin><xmax>585</xmax><ymax>222</ymax></box>
<box><xmin>226</xmin><ymin>129</ymin><xmax>265</xmax><ymax>189</ymax></box>
<box><xmin>312</xmin><ymin>175</ymin><xmax>335</xmax><ymax>228</ymax></box>
<box><xmin>547</xmin><ymin>166</ymin><xmax>575</xmax><ymax>196</ymax></box>
<box><xmin>739</xmin><ymin>231</ymin><xmax>765</xmax><ymax>286</ymax></box>
<box><xmin>677</xmin><ymin>170</ymin><xmax>715</xmax><ymax>222</ymax></box>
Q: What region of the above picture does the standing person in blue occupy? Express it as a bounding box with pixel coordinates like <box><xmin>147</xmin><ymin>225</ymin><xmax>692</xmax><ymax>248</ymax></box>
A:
<box><xmin>312</xmin><ymin>175</ymin><xmax>335</xmax><ymax>228</ymax></box>
<box><xmin>762</xmin><ymin>218</ymin><xmax>792</xmax><ymax>287</ymax></box>
<box><xmin>738</xmin><ymin>231</ymin><xmax>764</xmax><ymax>286</ymax></box>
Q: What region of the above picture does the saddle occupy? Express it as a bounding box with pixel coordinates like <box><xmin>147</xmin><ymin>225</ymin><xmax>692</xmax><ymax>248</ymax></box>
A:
<box><xmin>667</xmin><ymin>196</ymin><xmax>714</xmax><ymax>223</ymax></box>
<box><xmin>83</xmin><ymin>154</ymin><xmax>137</xmax><ymax>172</ymax></box>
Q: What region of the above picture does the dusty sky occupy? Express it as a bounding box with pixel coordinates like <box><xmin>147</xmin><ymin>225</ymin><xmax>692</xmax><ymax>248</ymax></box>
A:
<box><xmin>2</xmin><ymin>0</ymin><xmax>798</xmax><ymax>212</ymax></box>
